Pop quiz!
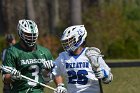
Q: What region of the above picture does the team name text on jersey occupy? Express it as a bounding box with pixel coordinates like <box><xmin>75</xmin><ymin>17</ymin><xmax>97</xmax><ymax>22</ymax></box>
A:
<box><xmin>66</xmin><ymin>62</ymin><xmax>89</xmax><ymax>68</ymax></box>
<box><xmin>20</xmin><ymin>59</ymin><xmax>46</xmax><ymax>65</ymax></box>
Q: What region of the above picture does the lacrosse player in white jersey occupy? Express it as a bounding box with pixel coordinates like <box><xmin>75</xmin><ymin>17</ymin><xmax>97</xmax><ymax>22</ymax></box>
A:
<box><xmin>52</xmin><ymin>25</ymin><xmax>113</xmax><ymax>93</ymax></box>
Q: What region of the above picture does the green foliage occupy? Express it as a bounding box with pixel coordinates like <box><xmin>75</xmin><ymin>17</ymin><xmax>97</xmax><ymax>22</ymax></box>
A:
<box><xmin>124</xmin><ymin>37</ymin><xmax>139</xmax><ymax>58</ymax></box>
<box><xmin>83</xmin><ymin>0</ymin><xmax>140</xmax><ymax>59</ymax></box>
<box><xmin>107</xmin><ymin>40</ymin><xmax>125</xmax><ymax>59</ymax></box>
<box><xmin>107</xmin><ymin>37</ymin><xmax>139</xmax><ymax>59</ymax></box>
<box><xmin>126</xmin><ymin>8</ymin><xmax>140</xmax><ymax>20</ymax></box>
<box><xmin>0</xmin><ymin>0</ymin><xmax>140</xmax><ymax>59</ymax></box>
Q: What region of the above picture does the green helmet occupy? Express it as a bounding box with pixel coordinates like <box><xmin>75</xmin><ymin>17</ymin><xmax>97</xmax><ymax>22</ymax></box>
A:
<box><xmin>17</xmin><ymin>19</ymin><xmax>38</xmax><ymax>47</ymax></box>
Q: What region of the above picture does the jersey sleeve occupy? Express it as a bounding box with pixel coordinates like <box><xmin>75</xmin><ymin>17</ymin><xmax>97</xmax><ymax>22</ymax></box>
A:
<box><xmin>3</xmin><ymin>48</ymin><xmax>16</xmax><ymax>67</ymax></box>
<box><xmin>52</xmin><ymin>54</ymin><xmax>63</xmax><ymax>76</ymax></box>
<box><xmin>98</xmin><ymin>57</ymin><xmax>113</xmax><ymax>83</ymax></box>
<box><xmin>2</xmin><ymin>48</ymin><xmax>17</xmax><ymax>74</ymax></box>
<box><xmin>98</xmin><ymin>57</ymin><xmax>111</xmax><ymax>76</ymax></box>
<box><xmin>45</xmin><ymin>49</ymin><xmax>54</xmax><ymax>60</ymax></box>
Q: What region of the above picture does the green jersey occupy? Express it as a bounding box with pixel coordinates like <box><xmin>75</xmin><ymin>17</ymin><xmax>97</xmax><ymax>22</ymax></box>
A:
<box><xmin>3</xmin><ymin>42</ymin><xmax>53</xmax><ymax>93</ymax></box>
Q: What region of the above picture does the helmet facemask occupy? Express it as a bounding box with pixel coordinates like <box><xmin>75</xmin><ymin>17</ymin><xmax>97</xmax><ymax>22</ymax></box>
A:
<box><xmin>61</xmin><ymin>25</ymin><xmax>87</xmax><ymax>53</ymax></box>
<box><xmin>20</xmin><ymin>30</ymin><xmax>38</xmax><ymax>47</ymax></box>
<box><xmin>61</xmin><ymin>36</ymin><xmax>77</xmax><ymax>52</ymax></box>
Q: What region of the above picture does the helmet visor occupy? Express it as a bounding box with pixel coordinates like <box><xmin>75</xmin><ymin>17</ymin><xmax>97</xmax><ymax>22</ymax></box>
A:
<box><xmin>21</xmin><ymin>31</ymin><xmax>38</xmax><ymax>46</ymax></box>
<box><xmin>61</xmin><ymin>36</ymin><xmax>76</xmax><ymax>52</ymax></box>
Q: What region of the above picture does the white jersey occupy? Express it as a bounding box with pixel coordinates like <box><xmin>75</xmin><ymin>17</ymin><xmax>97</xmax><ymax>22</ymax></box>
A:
<box><xmin>53</xmin><ymin>47</ymin><xmax>111</xmax><ymax>93</ymax></box>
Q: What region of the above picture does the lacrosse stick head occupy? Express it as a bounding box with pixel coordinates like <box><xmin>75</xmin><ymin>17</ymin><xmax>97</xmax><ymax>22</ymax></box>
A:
<box><xmin>85</xmin><ymin>47</ymin><xmax>103</xmax><ymax>69</ymax></box>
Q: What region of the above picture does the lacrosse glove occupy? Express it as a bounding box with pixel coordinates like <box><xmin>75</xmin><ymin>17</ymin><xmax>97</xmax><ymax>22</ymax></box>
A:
<box><xmin>94</xmin><ymin>68</ymin><xmax>113</xmax><ymax>84</ymax></box>
<box><xmin>42</xmin><ymin>60</ymin><xmax>54</xmax><ymax>70</ymax></box>
<box><xmin>94</xmin><ymin>68</ymin><xmax>107</xmax><ymax>79</ymax></box>
<box><xmin>54</xmin><ymin>83</ymin><xmax>67</xmax><ymax>93</ymax></box>
<box><xmin>102</xmin><ymin>72</ymin><xmax>113</xmax><ymax>84</ymax></box>
<box><xmin>2</xmin><ymin>66</ymin><xmax>22</xmax><ymax>80</ymax></box>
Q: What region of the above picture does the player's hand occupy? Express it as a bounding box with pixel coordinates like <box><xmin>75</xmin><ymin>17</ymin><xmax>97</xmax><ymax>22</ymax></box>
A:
<box><xmin>2</xmin><ymin>66</ymin><xmax>21</xmax><ymax>80</ymax></box>
<box><xmin>43</xmin><ymin>60</ymin><xmax>54</xmax><ymax>70</ymax></box>
<box><xmin>102</xmin><ymin>72</ymin><xmax>113</xmax><ymax>84</ymax></box>
<box><xmin>94</xmin><ymin>68</ymin><xmax>106</xmax><ymax>79</ymax></box>
<box><xmin>54</xmin><ymin>83</ymin><xmax>67</xmax><ymax>93</ymax></box>
<box><xmin>11</xmin><ymin>68</ymin><xmax>22</xmax><ymax>80</ymax></box>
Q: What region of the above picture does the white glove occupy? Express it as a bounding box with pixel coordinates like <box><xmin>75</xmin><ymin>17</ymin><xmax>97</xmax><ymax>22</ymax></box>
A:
<box><xmin>94</xmin><ymin>68</ymin><xmax>106</xmax><ymax>79</ymax></box>
<box><xmin>2</xmin><ymin>66</ymin><xmax>21</xmax><ymax>80</ymax></box>
<box><xmin>54</xmin><ymin>83</ymin><xmax>67</xmax><ymax>93</ymax></box>
<box><xmin>11</xmin><ymin>68</ymin><xmax>21</xmax><ymax>80</ymax></box>
<box><xmin>102</xmin><ymin>72</ymin><xmax>113</xmax><ymax>84</ymax></box>
<box><xmin>43</xmin><ymin>60</ymin><xmax>54</xmax><ymax>70</ymax></box>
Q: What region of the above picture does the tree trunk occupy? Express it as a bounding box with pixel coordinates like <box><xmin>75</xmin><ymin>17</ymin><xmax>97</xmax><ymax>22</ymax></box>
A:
<box><xmin>48</xmin><ymin>0</ymin><xmax>59</xmax><ymax>35</ymax></box>
<box><xmin>0</xmin><ymin>0</ymin><xmax>6</xmax><ymax>34</ymax></box>
<box><xmin>25</xmin><ymin>0</ymin><xmax>35</xmax><ymax>20</ymax></box>
<box><xmin>69</xmin><ymin>0</ymin><xmax>82</xmax><ymax>25</ymax></box>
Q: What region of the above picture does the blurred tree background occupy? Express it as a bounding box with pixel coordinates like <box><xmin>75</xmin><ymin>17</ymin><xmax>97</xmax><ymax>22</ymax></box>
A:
<box><xmin>0</xmin><ymin>0</ymin><xmax>140</xmax><ymax>59</ymax></box>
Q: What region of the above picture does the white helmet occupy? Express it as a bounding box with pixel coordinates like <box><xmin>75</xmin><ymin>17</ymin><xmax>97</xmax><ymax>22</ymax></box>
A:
<box><xmin>17</xmin><ymin>19</ymin><xmax>38</xmax><ymax>47</ymax></box>
<box><xmin>61</xmin><ymin>25</ymin><xmax>87</xmax><ymax>52</ymax></box>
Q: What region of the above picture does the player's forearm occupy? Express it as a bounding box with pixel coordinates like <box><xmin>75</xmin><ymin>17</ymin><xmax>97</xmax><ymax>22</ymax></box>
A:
<box><xmin>42</xmin><ymin>69</ymin><xmax>50</xmax><ymax>77</ymax></box>
<box><xmin>3</xmin><ymin>74</ymin><xmax>13</xmax><ymax>83</ymax></box>
<box><xmin>54</xmin><ymin>75</ymin><xmax>63</xmax><ymax>86</ymax></box>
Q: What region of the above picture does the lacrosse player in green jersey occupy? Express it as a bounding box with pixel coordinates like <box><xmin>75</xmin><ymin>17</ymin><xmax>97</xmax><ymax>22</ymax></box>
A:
<box><xmin>1</xmin><ymin>34</ymin><xmax>16</xmax><ymax>93</ymax></box>
<box><xmin>2</xmin><ymin>19</ymin><xmax>54</xmax><ymax>93</ymax></box>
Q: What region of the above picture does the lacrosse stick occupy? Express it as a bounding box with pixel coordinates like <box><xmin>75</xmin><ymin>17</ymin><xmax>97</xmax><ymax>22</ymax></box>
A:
<box><xmin>85</xmin><ymin>48</ymin><xmax>104</xmax><ymax>93</ymax></box>
<box><xmin>0</xmin><ymin>66</ymin><xmax>56</xmax><ymax>91</ymax></box>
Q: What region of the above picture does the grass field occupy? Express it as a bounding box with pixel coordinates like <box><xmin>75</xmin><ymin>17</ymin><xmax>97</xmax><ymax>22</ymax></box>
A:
<box><xmin>103</xmin><ymin>67</ymin><xmax>140</xmax><ymax>93</ymax></box>
<box><xmin>45</xmin><ymin>67</ymin><xmax>140</xmax><ymax>93</ymax></box>
<box><xmin>0</xmin><ymin>62</ymin><xmax>140</xmax><ymax>93</ymax></box>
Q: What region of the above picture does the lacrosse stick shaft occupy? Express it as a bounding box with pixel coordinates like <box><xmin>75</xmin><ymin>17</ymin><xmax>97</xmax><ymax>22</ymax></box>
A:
<box><xmin>98</xmin><ymin>79</ymin><xmax>103</xmax><ymax>93</ymax></box>
<box><xmin>92</xmin><ymin>66</ymin><xmax>103</xmax><ymax>93</ymax></box>
<box><xmin>0</xmin><ymin>66</ymin><xmax>56</xmax><ymax>91</ymax></box>
<box><xmin>92</xmin><ymin>65</ymin><xmax>103</xmax><ymax>93</ymax></box>
<box><xmin>85</xmin><ymin>49</ymin><xmax>104</xmax><ymax>93</ymax></box>
<box><xmin>86</xmin><ymin>58</ymin><xmax>103</xmax><ymax>93</ymax></box>
<box><xmin>21</xmin><ymin>75</ymin><xmax>55</xmax><ymax>91</ymax></box>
